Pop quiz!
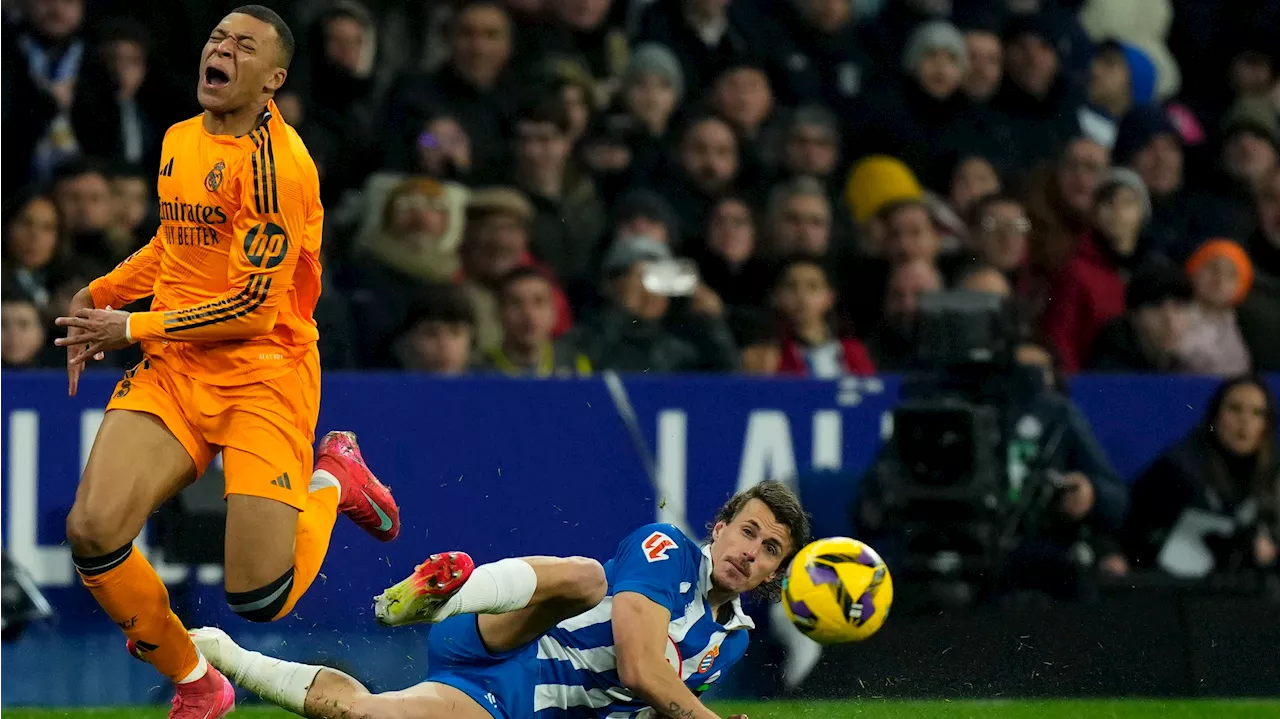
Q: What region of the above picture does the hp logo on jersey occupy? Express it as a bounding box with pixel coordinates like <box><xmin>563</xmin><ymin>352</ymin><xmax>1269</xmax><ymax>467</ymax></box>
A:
<box><xmin>243</xmin><ymin>222</ymin><xmax>289</xmax><ymax>269</ymax></box>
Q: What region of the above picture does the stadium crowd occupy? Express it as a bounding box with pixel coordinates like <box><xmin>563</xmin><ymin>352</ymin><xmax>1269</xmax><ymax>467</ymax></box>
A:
<box><xmin>3</xmin><ymin>0</ymin><xmax>1280</xmax><ymax>378</ymax></box>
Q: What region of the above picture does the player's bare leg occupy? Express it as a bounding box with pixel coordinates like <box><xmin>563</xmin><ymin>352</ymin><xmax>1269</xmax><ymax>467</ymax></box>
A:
<box><xmin>374</xmin><ymin>553</ymin><xmax>607</xmax><ymax>651</ymax></box>
<box><xmin>192</xmin><ymin>627</ymin><xmax>493</xmax><ymax>719</ymax></box>
<box><xmin>67</xmin><ymin>410</ymin><xmax>235</xmax><ymax>717</ymax></box>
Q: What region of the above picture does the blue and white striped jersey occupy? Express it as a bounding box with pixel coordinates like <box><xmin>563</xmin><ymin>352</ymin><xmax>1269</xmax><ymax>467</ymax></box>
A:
<box><xmin>532</xmin><ymin>523</ymin><xmax>755</xmax><ymax>717</ymax></box>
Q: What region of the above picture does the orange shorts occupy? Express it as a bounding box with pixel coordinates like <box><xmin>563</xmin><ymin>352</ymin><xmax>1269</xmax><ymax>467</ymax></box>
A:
<box><xmin>107</xmin><ymin>352</ymin><xmax>321</xmax><ymax>510</ymax></box>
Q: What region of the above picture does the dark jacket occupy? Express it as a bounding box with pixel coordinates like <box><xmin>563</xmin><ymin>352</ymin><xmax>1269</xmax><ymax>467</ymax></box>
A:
<box><xmin>1087</xmin><ymin>316</ymin><xmax>1185</xmax><ymax>373</ymax></box>
<box><xmin>571</xmin><ymin>306</ymin><xmax>700</xmax><ymax>372</ymax></box>
<box><xmin>1124</xmin><ymin>431</ymin><xmax>1280</xmax><ymax>569</ymax></box>
<box><xmin>1238</xmin><ymin>232</ymin><xmax>1280</xmax><ymax>372</ymax></box>
<box><xmin>989</xmin><ymin>74</ymin><xmax>1087</xmax><ymax>169</ymax></box>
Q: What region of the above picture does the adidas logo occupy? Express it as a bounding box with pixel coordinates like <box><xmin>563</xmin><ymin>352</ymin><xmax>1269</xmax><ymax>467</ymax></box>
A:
<box><xmin>271</xmin><ymin>472</ymin><xmax>292</xmax><ymax>490</ymax></box>
<box><xmin>134</xmin><ymin>640</ymin><xmax>159</xmax><ymax>654</ymax></box>
<box><xmin>159</xmin><ymin>157</ymin><xmax>174</xmax><ymax>177</ymax></box>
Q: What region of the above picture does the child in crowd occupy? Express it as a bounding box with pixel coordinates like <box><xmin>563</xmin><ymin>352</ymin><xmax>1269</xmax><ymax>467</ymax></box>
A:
<box><xmin>772</xmin><ymin>256</ymin><xmax>876</xmax><ymax>377</ymax></box>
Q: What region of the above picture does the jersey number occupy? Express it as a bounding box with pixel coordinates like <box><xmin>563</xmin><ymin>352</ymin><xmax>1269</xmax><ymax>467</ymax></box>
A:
<box><xmin>643</xmin><ymin>531</ymin><xmax>677</xmax><ymax>562</ymax></box>
<box><xmin>243</xmin><ymin>222</ymin><xmax>289</xmax><ymax>269</ymax></box>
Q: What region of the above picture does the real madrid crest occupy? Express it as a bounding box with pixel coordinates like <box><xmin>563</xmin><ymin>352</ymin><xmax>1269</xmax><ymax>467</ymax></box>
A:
<box><xmin>205</xmin><ymin>160</ymin><xmax>226</xmax><ymax>192</ymax></box>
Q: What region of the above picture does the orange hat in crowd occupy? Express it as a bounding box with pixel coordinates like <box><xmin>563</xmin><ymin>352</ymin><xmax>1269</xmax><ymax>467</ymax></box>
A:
<box><xmin>1185</xmin><ymin>239</ymin><xmax>1254</xmax><ymax>305</ymax></box>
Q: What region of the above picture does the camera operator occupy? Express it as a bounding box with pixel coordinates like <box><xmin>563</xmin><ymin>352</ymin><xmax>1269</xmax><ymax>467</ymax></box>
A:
<box><xmin>855</xmin><ymin>337</ymin><xmax>1128</xmax><ymax>607</ymax></box>
<box><xmin>997</xmin><ymin>340</ymin><xmax>1130</xmax><ymax>597</ymax></box>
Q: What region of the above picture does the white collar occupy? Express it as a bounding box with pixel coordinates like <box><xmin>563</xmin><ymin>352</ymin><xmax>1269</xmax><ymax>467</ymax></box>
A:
<box><xmin>699</xmin><ymin>544</ymin><xmax>755</xmax><ymax>631</ymax></box>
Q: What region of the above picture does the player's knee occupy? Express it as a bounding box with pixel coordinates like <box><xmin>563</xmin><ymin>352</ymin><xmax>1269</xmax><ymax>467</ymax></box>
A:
<box><xmin>66</xmin><ymin>501</ymin><xmax>123</xmax><ymax>556</ymax></box>
<box><xmin>563</xmin><ymin>557</ymin><xmax>607</xmax><ymax>606</ymax></box>
<box><xmin>226</xmin><ymin>567</ymin><xmax>296</xmax><ymax>623</ymax></box>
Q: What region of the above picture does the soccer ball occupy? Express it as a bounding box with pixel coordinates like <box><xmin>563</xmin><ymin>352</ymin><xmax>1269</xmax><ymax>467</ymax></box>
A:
<box><xmin>782</xmin><ymin>537</ymin><xmax>893</xmax><ymax>644</ymax></box>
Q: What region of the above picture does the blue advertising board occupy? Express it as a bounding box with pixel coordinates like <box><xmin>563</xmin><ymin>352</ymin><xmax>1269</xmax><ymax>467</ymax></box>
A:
<box><xmin>2</xmin><ymin>370</ymin><xmax>1274</xmax><ymax>705</ymax></box>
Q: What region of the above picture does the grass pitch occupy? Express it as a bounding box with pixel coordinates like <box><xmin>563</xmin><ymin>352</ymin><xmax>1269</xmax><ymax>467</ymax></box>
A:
<box><xmin>5</xmin><ymin>700</ymin><xmax>1280</xmax><ymax>718</ymax></box>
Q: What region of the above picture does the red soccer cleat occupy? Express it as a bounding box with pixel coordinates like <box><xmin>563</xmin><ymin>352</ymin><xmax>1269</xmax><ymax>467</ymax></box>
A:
<box><xmin>169</xmin><ymin>664</ymin><xmax>235</xmax><ymax>719</ymax></box>
<box><xmin>317</xmin><ymin>430</ymin><xmax>401</xmax><ymax>542</ymax></box>
<box><xmin>373</xmin><ymin>551</ymin><xmax>475</xmax><ymax>627</ymax></box>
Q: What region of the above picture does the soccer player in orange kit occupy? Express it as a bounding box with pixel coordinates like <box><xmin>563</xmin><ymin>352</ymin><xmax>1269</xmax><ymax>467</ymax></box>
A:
<box><xmin>55</xmin><ymin>6</ymin><xmax>400</xmax><ymax>718</ymax></box>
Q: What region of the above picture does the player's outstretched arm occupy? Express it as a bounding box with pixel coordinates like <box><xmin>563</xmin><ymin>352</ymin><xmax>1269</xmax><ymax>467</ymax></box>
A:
<box><xmin>613</xmin><ymin>591</ymin><xmax>729</xmax><ymax>719</ymax></box>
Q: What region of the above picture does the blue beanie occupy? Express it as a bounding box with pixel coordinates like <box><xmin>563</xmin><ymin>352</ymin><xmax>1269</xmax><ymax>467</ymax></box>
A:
<box><xmin>1118</xmin><ymin>42</ymin><xmax>1158</xmax><ymax>107</ymax></box>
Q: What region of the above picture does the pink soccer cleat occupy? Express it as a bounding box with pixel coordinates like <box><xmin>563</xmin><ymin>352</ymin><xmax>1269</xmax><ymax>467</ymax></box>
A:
<box><xmin>373</xmin><ymin>551</ymin><xmax>475</xmax><ymax>627</ymax></box>
<box><xmin>317</xmin><ymin>430</ymin><xmax>401</xmax><ymax>542</ymax></box>
<box><xmin>168</xmin><ymin>664</ymin><xmax>235</xmax><ymax>719</ymax></box>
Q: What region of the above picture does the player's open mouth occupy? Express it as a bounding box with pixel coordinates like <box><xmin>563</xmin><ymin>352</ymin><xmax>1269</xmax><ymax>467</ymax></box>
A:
<box><xmin>204</xmin><ymin>66</ymin><xmax>230</xmax><ymax>88</ymax></box>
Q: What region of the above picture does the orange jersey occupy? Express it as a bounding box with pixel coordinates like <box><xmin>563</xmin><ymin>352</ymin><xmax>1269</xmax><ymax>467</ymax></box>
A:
<box><xmin>89</xmin><ymin>100</ymin><xmax>323</xmax><ymax>387</ymax></box>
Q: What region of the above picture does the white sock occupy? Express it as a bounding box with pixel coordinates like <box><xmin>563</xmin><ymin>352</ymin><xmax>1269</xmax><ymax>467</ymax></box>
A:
<box><xmin>177</xmin><ymin>654</ymin><xmax>209</xmax><ymax>684</ymax></box>
<box><xmin>212</xmin><ymin>639</ymin><xmax>320</xmax><ymax>714</ymax></box>
<box><xmin>433</xmin><ymin>558</ymin><xmax>538</xmax><ymax>621</ymax></box>
<box><xmin>310</xmin><ymin>469</ymin><xmax>341</xmax><ymax>493</ymax></box>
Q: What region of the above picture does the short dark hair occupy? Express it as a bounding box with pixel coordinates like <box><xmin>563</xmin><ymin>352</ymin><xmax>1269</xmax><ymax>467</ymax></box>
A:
<box><xmin>710</xmin><ymin>480</ymin><xmax>811</xmax><ymax>603</ymax></box>
<box><xmin>51</xmin><ymin>157</ymin><xmax>110</xmax><ymax>187</ymax></box>
<box><xmin>498</xmin><ymin>266</ymin><xmax>554</xmax><ymax>303</ymax></box>
<box><xmin>513</xmin><ymin>94</ymin><xmax>572</xmax><ymax>136</ymax></box>
<box><xmin>96</xmin><ymin>17</ymin><xmax>151</xmax><ymax>54</ymax></box>
<box><xmin>967</xmin><ymin>191</ymin><xmax>1022</xmax><ymax>228</ymax></box>
<box><xmin>232</xmin><ymin>5</ymin><xmax>295</xmax><ymax>68</ymax></box>
<box><xmin>401</xmin><ymin>285</ymin><xmax>476</xmax><ymax>332</ymax></box>
<box><xmin>772</xmin><ymin>254</ymin><xmax>831</xmax><ymax>294</ymax></box>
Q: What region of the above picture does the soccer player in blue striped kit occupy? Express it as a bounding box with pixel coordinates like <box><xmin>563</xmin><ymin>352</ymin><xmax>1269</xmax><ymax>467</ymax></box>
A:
<box><xmin>193</xmin><ymin>480</ymin><xmax>809</xmax><ymax>718</ymax></box>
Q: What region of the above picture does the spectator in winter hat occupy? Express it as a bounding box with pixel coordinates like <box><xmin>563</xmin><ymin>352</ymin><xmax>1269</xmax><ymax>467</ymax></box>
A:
<box><xmin>610</xmin><ymin>190</ymin><xmax>680</xmax><ymax>248</ymax></box>
<box><xmin>1179</xmin><ymin>240</ymin><xmax>1254</xmax><ymax>376</ymax></box>
<box><xmin>572</xmin><ymin>234</ymin><xmax>701</xmax><ymax>372</ymax></box>
<box><xmin>1080</xmin><ymin>40</ymin><xmax>1159</xmax><ymax>149</ymax></box>
<box><xmin>620</xmin><ymin>43</ymin><xmax>684</xmax><ymax>140</ymax></box>
<box><xmin>1087</xmin><ymin>262</ymin><xmax>1194</xmax><ymax>373</ymax></box>
<box><xmin>458</xmin><ymin>187</ymin><xmax>574</xmax><ymax>352</ymax></box>
<box><xmin>534</xmin><ymin>57</ymin><xmax>597</xmax><ymax>143</ymax></box>
<box><xmin>853</xmin><ymin>19</ymin><xmax>1004</xmax><ymax>190</ymax></box>
<box><xmin>1221</xmin><ymin>97</ymin><xmax>1280</xmax><ymax>195</ymax></box>
<box><xmin>519</xmin><ymin>0</ymin><xmax>629</xmax><ymax>104</ymax></box>
<box><xmin>1113</xmin><ymin>107</ymin><xmax>1223</xmax><ymax>263</ymax></box>
<box><xmin>844</xmin><ymin>155</ymin><xmax>925</xmax><ymax>255</ymax></box>
<box><xmin>1040</xmin><ymin>168</ymin><xmax>1146</xmax><ymax>373</ymax></box>
<box><xmin>1093</xmin><ymin>168</ymin><xmax>1153</xmax><ymax>270</ymax></box>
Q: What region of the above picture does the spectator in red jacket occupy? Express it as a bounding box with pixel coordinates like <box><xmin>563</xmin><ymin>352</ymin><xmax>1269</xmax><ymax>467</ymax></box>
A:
<box><xmin>1042</xmin><ymin>168</ymin><xmax>1149</xmax><ymax>372</ymax></box>
<box><xmin>772</xmin><ymin>255</ymin><xmax>876</xmax><ymax>377</ymax></box>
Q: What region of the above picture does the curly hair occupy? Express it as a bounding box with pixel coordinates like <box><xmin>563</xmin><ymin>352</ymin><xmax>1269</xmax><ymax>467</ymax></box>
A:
<box><xmin>708</xmin><ymin>480</ymin><xmax>812</xmax><ymax>603</ymax></box>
